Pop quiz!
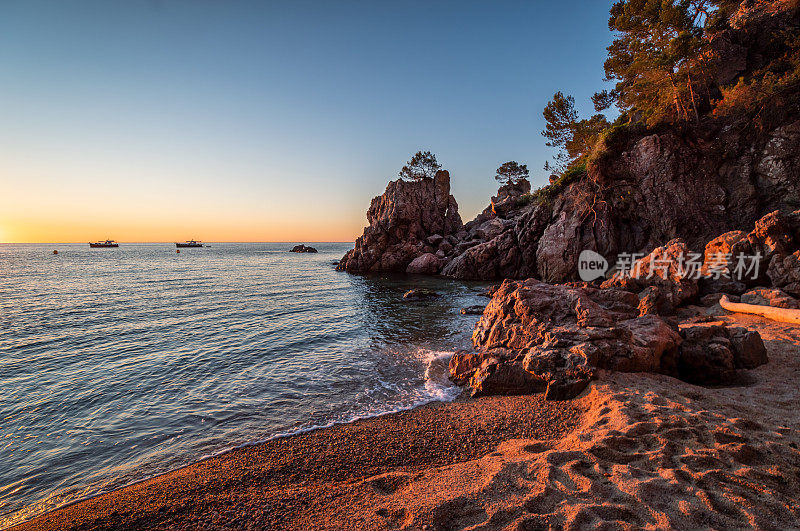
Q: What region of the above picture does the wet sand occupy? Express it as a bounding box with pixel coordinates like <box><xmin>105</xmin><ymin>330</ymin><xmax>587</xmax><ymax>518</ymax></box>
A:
<box><xmin>13</xmin><ymin>312</ymin><xmax>800</xmax><ymax>530</ymax></box>
<box><xmin>12</xmin><ymin>395</ymin><xmax>580</xmax><ymax>530</ymax></box>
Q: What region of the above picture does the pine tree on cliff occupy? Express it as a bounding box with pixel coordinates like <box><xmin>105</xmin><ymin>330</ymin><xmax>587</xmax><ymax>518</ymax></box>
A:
<box><xmin>399</xmin><ymin>151</ymin><xmax>441</xmax><ymax>181</ymax></box>
<box><xmin>603</xmin><ymin>0</ymin><xmax>720</xmax><ymax>124</ymax></box>
<box><xmin>542</xmin><ymin>92</ymin><xmax>609</xmax><ymax>170</ymax></box>
<box><xmin>495</xmin><ymin>161</ymin><xmax>529</xmax><ymax>185</ymax></box>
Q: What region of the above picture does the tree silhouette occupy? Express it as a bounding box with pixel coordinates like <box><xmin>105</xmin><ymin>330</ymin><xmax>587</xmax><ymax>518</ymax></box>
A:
<box><xmin>399</xmin><ymin>151</ymin><xmax>442</xmax><ymax>181</ymax></box>
<box><xmin>495</xmin><ymin>161</ymin><xmax>529</xmax><ymax>185</ymax></box>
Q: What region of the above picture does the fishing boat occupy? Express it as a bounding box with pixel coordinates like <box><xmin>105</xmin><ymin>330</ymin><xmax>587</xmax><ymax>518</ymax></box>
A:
<box><xmin>89</xmin><ymin>239</ymin><xmax>119</xmax><ymax>248</ymax></box>
<box><xmin>176</xmin><ymin>240</ymin><xmax>203</xmax><ymax>248</ymax></box>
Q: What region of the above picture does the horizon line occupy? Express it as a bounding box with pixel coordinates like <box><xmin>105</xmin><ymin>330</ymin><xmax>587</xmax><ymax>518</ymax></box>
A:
<box><xmin>0</xmin><ymin>241</ymin><xmax>355</xmax><ymax>245</ymax></box>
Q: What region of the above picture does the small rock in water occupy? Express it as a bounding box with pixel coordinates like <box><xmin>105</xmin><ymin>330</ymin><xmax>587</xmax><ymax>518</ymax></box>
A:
<box><xmin>460</xmin><ymin>305</ymin><xmax>485</xmax><ymax>315</ymax></box>
<box><xmin>403</xmin><ymin>289</ymin><xmax>439</xmax><ymax>300</ymax></box>
<box><xmin>290</xmin><ymin>244</ymin><xmax>318</xmax><ymax>253</ymax></box>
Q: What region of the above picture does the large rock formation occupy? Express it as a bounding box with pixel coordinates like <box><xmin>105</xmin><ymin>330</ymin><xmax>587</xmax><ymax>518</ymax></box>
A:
<box><xmin>337</xmin><ymin>170</ymin><xmax>462</xmax><ymax>273</ymax></box>
<box><xmin>450</xmin><ymin>278</ymin><xmax>768</xmax><ymax>400</ymax></box>
<box><xmin>338</xmin><ymin>2</ymin><xmax>800</xmax><ymax>283</ymax></box>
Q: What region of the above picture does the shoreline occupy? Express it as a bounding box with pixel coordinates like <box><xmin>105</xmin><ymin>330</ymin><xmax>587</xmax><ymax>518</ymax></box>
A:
<box><xmin>11</xmin><ymin>394</ymin><xmax>582</xmax><ymax>530</ymax></box>
<box><xmin>11</xmin><ymin>312</ymin><xmax>800</xmax><ymax>530</ymax></box>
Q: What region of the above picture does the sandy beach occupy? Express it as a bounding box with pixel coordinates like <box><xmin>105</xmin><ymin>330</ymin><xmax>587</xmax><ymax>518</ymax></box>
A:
<box><xmin>13</xmin><ymin>311</ymin><xmax>800</xmax><ymax>530</ymax></box>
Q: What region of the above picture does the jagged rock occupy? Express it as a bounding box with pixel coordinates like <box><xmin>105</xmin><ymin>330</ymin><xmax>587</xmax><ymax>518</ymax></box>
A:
<box><xmin>340</xmin><ymin>3</ymin><xmax>800</xmax><ymax>283</ymax></box>
<box><xmin>402</xmin><ymin>289</ymin><xmax>438</xmax><ymax>300</ymax></box>
<box><xmin>476</xmin><ymin>285</ymin><xmax>499</xmax><ymax>298</ymax></box>
<box><xmin>602</xmin><ymin>239</ymin><xmax>698</xmax><ymax>307</ymax></box>
<box><xmin>290</xmin><ymin>244</ymin><xmax>318</xmax><ymax>253</ymax></box>
<box><xmin>637</xmin><ymin>285</ymin><xmax>674</xmax><ymax>316</ymax></box>
<box><xmin>741</xmin><ymin>287</ymin><xmax>800</xmax><ymax>309</ymax></box>
<box><xmin>697</xmin><ymin>230</ymin><xmax>749</xmax><ymax>296</ymax></box>
<box><xmin>441</xmin><ymin>231</ymin><xmax>522</xmax><ymax>280</ymax></box>
<box><xmin>491</xmin><ymin>179</ymin><xmax>531</xmax><ymax>218</ymax></box>
<box><xmin>730</xmin><ymin>210</ymin><xmax>799</xmax><ymax>284</ymax></box>
<box><xmin>452</xmin><ymin>278</ymin><xmax>767</xmax><ymax>399</ymax></box>
<box><xmin>473</xmin><ymin>218</ymin><xmax>506</xmax><ymax>241</ymax></box>
<box><xmin>338</xmin><ymin>170</ymin><xmax>462</xmax><ymax>273</ymax></box>
<box><xmin>426</xmin><ymin>234</ymin><xmax>444</xmax><ymax>247</ymax></box>
<box><xmin>405</xmin><ymin>253</ymin><xmax>442</xmax><ymax>275</ymax></box>
<box><xmin>448</xmin><ymin>351</ymin><xmax>488</xmax><ymax>385</ymax></box>
<box><xmin>469</xmin><ymin>360</ymin><xmax>544</xmax><ymax>397</ymax></box>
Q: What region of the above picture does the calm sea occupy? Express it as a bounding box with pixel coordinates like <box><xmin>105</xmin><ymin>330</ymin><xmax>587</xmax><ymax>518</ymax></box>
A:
<box><xmin>0</xmin><ymin>243</ymin><xmax>488</xmax><ymax>528</ymax></box>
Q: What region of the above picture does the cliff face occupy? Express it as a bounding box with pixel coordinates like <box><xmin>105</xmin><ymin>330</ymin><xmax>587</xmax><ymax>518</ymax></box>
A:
<box><xmin>533</xmin><ymin>118</ymin><xmax>800</xmax><ymax>282</ymax></box>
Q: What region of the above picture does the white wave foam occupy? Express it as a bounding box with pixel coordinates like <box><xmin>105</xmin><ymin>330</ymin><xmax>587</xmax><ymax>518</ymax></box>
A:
<box><xmin>197</xmin><ymin>348</ymin><xmax>461</xmax><ymax>461</ymax></box>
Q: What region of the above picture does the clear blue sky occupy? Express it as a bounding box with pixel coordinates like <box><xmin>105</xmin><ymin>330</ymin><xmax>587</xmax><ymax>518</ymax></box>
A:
<box><xmin>0</xmin><ymin>0</ymin><xmax>615</xmax><ymax>242</ymax></box>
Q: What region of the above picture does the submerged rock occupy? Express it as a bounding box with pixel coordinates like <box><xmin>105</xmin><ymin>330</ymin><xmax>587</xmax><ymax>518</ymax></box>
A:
<box><xmin>459</xmin><ymin>305</ymin><xmax>485</xmax><ymax>315</ymax></box>
<box><xmin>402</xmin><ymin>289</ymin><xmax>439</xmax><ymax>300</ymax></box>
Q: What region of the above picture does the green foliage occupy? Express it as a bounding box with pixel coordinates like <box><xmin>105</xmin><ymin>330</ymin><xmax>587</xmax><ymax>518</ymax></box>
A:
<box><xmin>495</xmin><ymin>161</ymin><xmax>529</xmax><ymax>185</ymax></box>
<box><xmin>523</xmin><ymin>162</ymin><xmax>588</xmax><ymax>207</ymax></box>
<box><xmin>713</xmin><ymin>32</ymin><xmax>800</xmax><ymax>124</ymax></box>
<box><xmin>604</xmin><ymin>0</ymin><xmax>718</xmax><ymax>124</ymax></box>
<box><xmin>399</xmin><ymin>150</ymin><xmax>441</xmax><ymax>181</ymax></box>
<box><xmin>542</xmin><ymin>92</ymin><xmax>610</xmax><ymax>171</ymax></box>
<box><xmin>591</xmin><ymin>89</ymin><xmax>617</xmax><ymax>112</ymax></box>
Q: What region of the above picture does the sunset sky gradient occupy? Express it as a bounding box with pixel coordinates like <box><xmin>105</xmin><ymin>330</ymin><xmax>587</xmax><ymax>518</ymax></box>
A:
<box><xmin>0</xmin><ymin>0</ymin><xmax>614</xmax><ymax>243</ymax></box>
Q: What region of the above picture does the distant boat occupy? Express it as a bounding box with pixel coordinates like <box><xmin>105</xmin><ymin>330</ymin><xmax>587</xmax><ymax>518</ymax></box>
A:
<box><xmin>89</xmin><ymin>240</ymin><xmax>119</xmax><ymax>248</ymax></box>
<box><xmin>176</xmin><ymin>240</ymin><xmax>203</xmax><ymax>248</ymax></box>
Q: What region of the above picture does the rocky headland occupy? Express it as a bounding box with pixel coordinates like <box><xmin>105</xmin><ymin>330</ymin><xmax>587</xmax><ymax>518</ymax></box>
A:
<box><xmin>334</xmin><ymin>0</ymin><xmax>800</xmax><ymax>404</ymax></box>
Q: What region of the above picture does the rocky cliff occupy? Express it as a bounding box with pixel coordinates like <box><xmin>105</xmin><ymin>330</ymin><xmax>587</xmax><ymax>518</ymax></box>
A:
<box><xmin>337</xmin><ymin>170</ymin><xmax>462</xmax><ymax>274</ymax></box>
<box><xmin>338</xmin><ymin>1</ymin><xmax>800</xmax><ymax>282</ymax></box>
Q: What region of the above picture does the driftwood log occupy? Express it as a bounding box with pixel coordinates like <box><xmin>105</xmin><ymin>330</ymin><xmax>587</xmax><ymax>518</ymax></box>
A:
<box><xmin>720</xmin><ymin>295</ymin><xmax>800</xmax><ymax>325</ymax></box>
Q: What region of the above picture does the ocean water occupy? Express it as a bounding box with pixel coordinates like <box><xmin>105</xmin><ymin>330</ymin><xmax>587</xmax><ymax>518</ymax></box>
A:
<box><xmin>0</xmin><ymin>243</ymin><xmax>489</xmax><ymax>528</ymax></box>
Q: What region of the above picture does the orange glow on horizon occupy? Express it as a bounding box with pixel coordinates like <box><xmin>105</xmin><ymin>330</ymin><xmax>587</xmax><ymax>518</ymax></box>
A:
<box><xmin>0</xmin><ymin>215</ymin><xmax>365</xmax><ymax>244</ymax></box>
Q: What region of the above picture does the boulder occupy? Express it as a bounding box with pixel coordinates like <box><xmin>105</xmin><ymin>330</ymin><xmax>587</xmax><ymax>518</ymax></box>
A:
<box><xmin>405</xmin><ymin>253</ymin><xmax>442</xmax><ymax>275</ymax></box>
<box><xmin>677</xmin><ymin>326</ymin><xmax>738</xmax><ymax>384</ymax></box>
<box><xmin>677</xmin><ymin>325</ymin><xmax>768</xmax><ymax>384</ymax></box>
<box><xmin>469</xmin><ymin>360</ymin><xmax>544</xmax><ymax>397</ymax></box>
<box><xmin>459</xmin><ymin>305</ymin><xmax>485</xmax><ymax>315</ymax></box>
<box><xmin>637</xmin><ymin>285</ymin><xmax>674</xmax><ymax>316</ymax></box>
<box><xmin>448</xmin><ymin>351</ymin><xmax>488</xmax><ymax>385</ymax></box>
<box><xmin>767</xmin><ymin>251</ymin><xmax>800</xmax><ymax>296</ymax></box>
<box><xmin>426</xmin><ymin>234</ymin><xmax>444</xmax><ymax>247</ymax></box>
<box><xmin>728</xmin><ymin>327</ymin><xmax>769</xmax><ymax>369</ymax></box>
<box><xmin>740</xmin><ymin>287</ymin><xmax>800</xmax><ymax>309</ymax></box>
<box><xmin>602</xmin><ymin>239</ymin><xmax>698</xmax><ymax>307</ymax></box>
<box><xmin>441</xmin><ymin>232</ymin><xmax>522</xmax><ymax>280</ymax></box>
